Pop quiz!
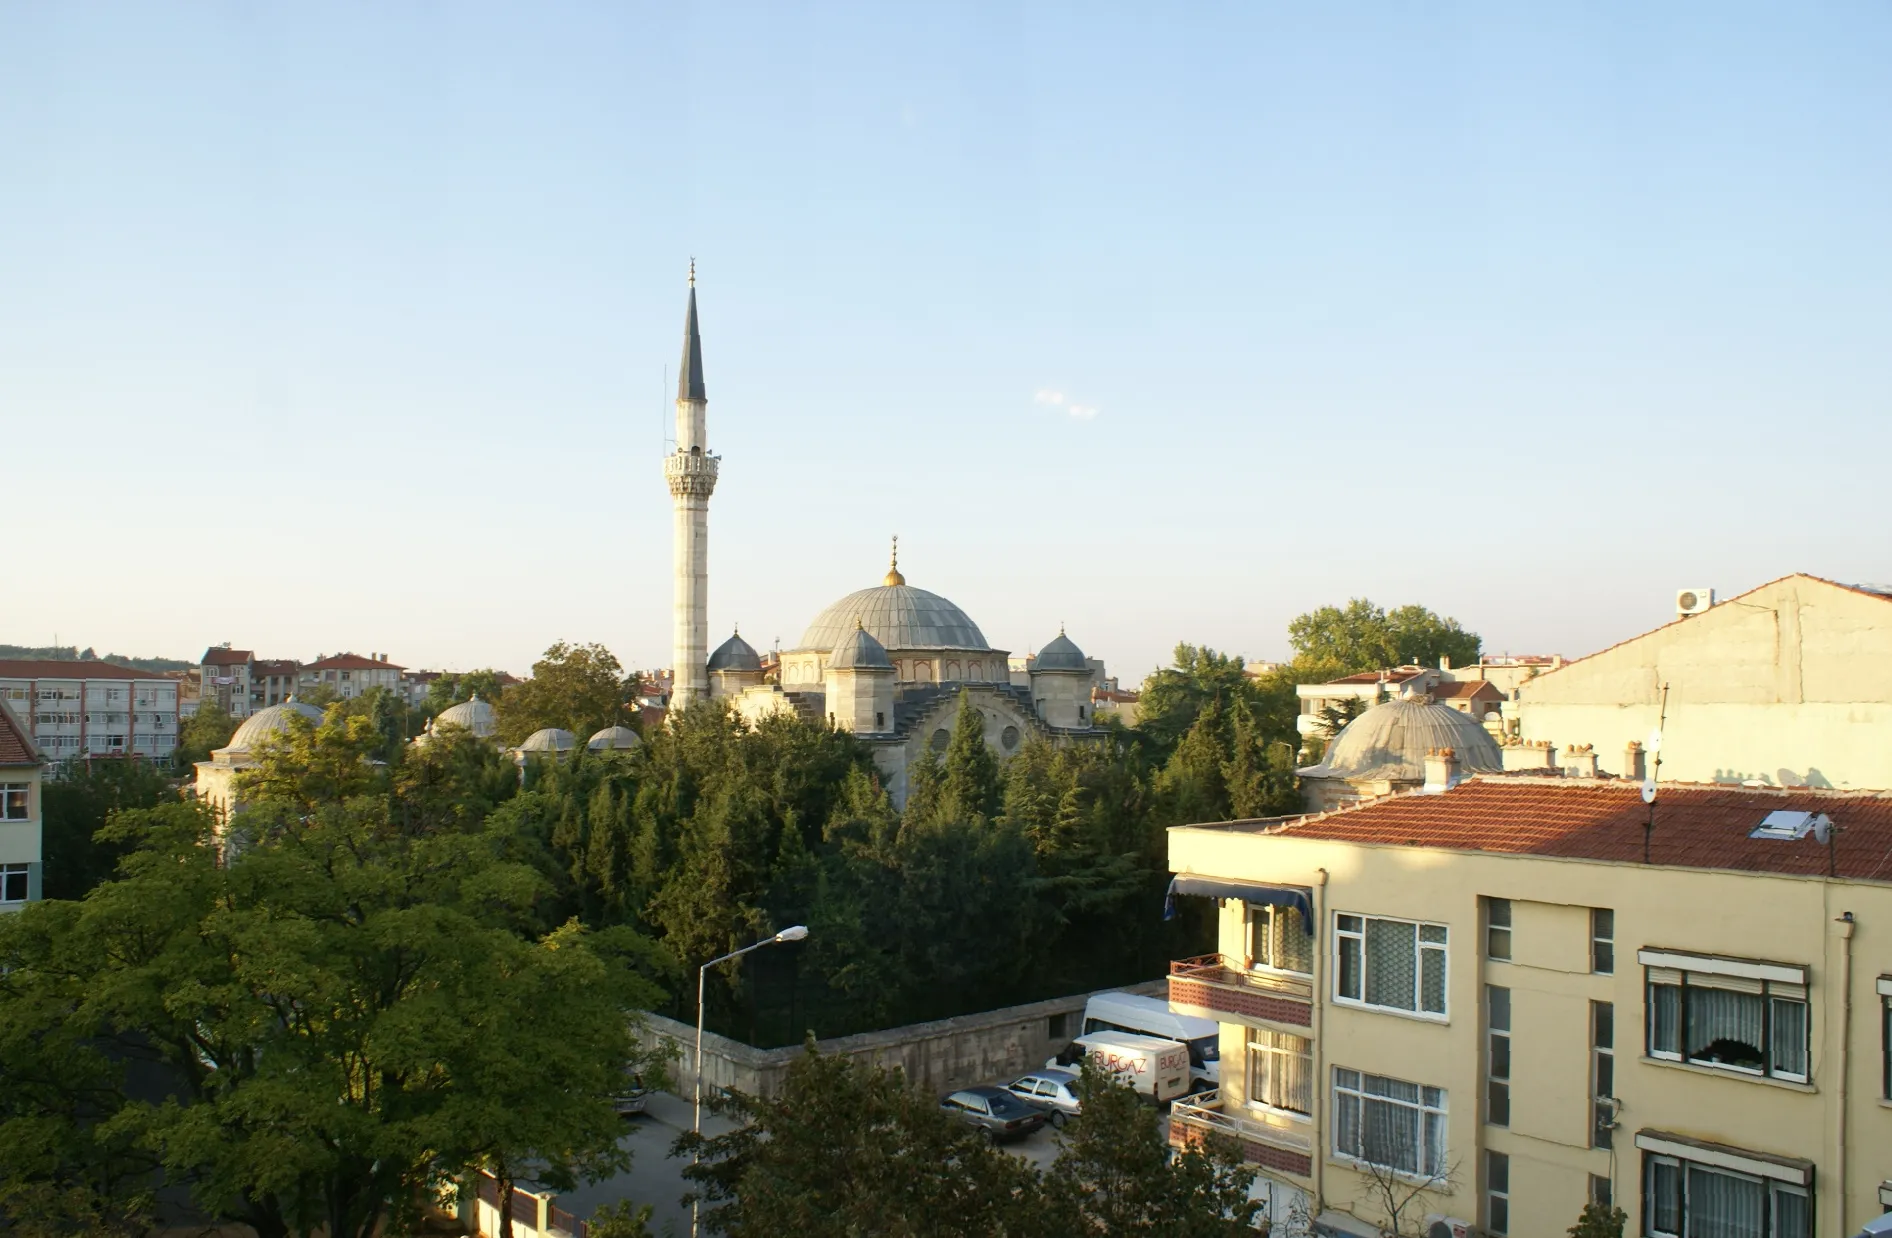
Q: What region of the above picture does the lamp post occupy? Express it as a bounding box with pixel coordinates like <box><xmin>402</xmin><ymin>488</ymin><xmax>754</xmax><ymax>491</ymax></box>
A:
<box><xmin>692</xmin><ymin>925</ymin><xmax>808</xmax><ymax>1238</ymax></box>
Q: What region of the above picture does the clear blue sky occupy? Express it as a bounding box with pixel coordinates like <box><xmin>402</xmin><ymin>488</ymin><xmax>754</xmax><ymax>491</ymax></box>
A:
<box><xmin>3</xmin><ymin>3</ymin><xmax>1888</xmax><ymax>680</ymax></box>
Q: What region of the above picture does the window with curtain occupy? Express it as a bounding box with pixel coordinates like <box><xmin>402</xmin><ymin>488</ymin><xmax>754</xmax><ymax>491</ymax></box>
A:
<box><xmin>1246</xmin><ymin>1028</ymin><xmax>1312</xmax><ymax>1115</ymax></box>
<box><xmin>1646</xmin><ymin>966</ymin><xmax>1809</xmax><ymax>1081</ymax></box>
<box><xmin>1336</xmin><ymin>913</ymin><xmax>1448</xmax><ymax>1017</ymax></box>
<box><xmin>1332</xmin><ymin>1067</ymin><xmax>1446</xmax><ymax>1177</ymax></box>
<box><xmin>1642</xmin><ymin>1154</ymin><xmax>1809</xmax><ymax>1238</ymax></box>
<box><xmin>1249</xmin><ymin>902</ymin><xmax>1314</xmax><ymax>975</ymax></box>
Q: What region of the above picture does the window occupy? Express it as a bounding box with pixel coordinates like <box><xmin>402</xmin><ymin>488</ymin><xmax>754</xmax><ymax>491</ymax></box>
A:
<box><xmin>1246</xmin><ymin>1028</ymin><xmax>1312</xmax><ymax>1115</ymax></box>
<box><xmin>1590</xmin><ymin>1174</ymin><xmax>1613</xmax><ymax>1209</ymax></box>
<box><xmin>1</xmin><ymin>783</ymin><xmax>28</xmax><ymax>821</ymax></box>
<box><xmin>1486</xmin><ymin>1150</ymin><xmax>1510</xmax><ymax>1236</ymax></box>
<box><xmin>1250</xmin><ymin>902</ymin><xmax>1314</xmax><ymax>974</ymax></box>
<box><xmin>1486</xmin><ymin>985</ymin><xmax>1510</xmax><ymax>1126</ymax></box>
<box><xmin>1336</xmin><ymin>913</ymin><xmax>1447</xmax><ymax>1017</ymax></box>
<box><xmin>1047</xmin><ymin>1012</ymin><xmax>1070</xmax><ymax>1041</ymax></box>
<box><xmin>1643</xmin><ymin>1154</ymin><xmax>1809</xmax><ymax>1238</ymax></box>
<box><xmin>0</xmin><ymin>864</ymin><xmax>27</xmax><ymax>903</ymax></box>
<box><xmin>1332</xmin><ymin>1067</ymin><xmax>1446</xmax><ymax>1177</ymax></box>
<box><xmin>1883</xmin><ymin>990</ymin><xmax>1891</xmax><ymax>1100</ymax></box>
<box><xmin>1487</xmin><ymin>898</ymin><xmax>1513</xmax><ymax>960</ymax></box>
<box><xmin>1646</xmin><ymin>963</ymin><xmax>1809</xmax><ymax>1081</ymax></box>
<box><xmin>1593</xmin><ymin>1001</ymin><xmax>1615</xmax><ymax>1148</ymax></box>
<box><xmin>1593</xmin><ymin>908</ymin><xmax>1615</xmax><ymax>974</ymax></box>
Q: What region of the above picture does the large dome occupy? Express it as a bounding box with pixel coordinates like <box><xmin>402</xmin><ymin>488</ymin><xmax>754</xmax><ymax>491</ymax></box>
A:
<box><xmin>796</xmin><ymin>584</ymin><xmax>991</xmax><ymax>653</ymax></box>
<box><xmin>434</xmin><ymin>694</ymin><xmax>497</xmax><ymax>739</ymax></box>
<box><xmin>1301</xmin><ymin>695</ymin><xmax>1502</xmax><ymax>782</ymax></box>
<box><xmin>225</xmin><ymin>699</ymin><xmax>325</xmax><ymax>752</ymax></box>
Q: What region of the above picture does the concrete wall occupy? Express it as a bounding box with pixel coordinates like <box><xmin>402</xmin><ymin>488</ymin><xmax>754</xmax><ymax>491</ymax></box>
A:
<box><xmin>1518</xmin><ymin>575</ymin><xmax>1892</xmax><ymax>789</ymax></box>
<box><xmin>636</xmin><ymin>980</ymin><xmax>1165</xmax><ymax>1103</ymax></box>
<box><xmin>1171</xmin><ymin>818</ymin><xmax>1892</xmax><ymax>1238</ymax></box>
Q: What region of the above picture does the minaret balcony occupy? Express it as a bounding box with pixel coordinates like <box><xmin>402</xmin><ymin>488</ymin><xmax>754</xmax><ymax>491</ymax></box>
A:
<box><xmin>663</xmin><ymin>450</ymin><xmax>720</xmax><ymax>498</ymax></box>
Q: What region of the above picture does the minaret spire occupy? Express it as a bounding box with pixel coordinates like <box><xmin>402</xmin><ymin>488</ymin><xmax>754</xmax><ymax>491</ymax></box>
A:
<box><xmin>664</xmin><ymin>261</ymin><xmax>718</xmax><ymax>706</ymax></box>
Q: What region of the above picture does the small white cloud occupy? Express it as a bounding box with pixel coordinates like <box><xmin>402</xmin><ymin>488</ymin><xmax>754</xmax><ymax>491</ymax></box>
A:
<box><xmin>1066</xmin><ymin>404</ymin><xmax>1098</xmax><ymax>420</ymax></box>
<box><xmin>1034</xmin><ymin>389</ymin><xmax>1066</xmax><ymax>406</ymax></box>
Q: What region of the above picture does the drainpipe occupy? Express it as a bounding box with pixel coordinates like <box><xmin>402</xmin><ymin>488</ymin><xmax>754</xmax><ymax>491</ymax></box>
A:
<box><xmin>1313</xmin><ymin>867</ymin><xmax>1330</xmax><ymax>1220</ymax></box>
<box><xmin>1835</xmin><ymin>911</ymin><xmax>1854</xmax><ymax>1238</ymax></box>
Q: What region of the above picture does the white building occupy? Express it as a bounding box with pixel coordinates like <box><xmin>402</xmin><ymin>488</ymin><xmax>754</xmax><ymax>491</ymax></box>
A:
<box><xmin>0</xmin><ymin>698</ymin><xmax>41</xmax><ymax>909</ymax></box>
<box><xmin>0</xmin><ymin>659</ymin><xmax>179</xmax><ymax>767</ymax></box>
<box><xmin>301</xmin><ymin>653</ymin><xmax>404</xmax><ymax>701</ymax></box>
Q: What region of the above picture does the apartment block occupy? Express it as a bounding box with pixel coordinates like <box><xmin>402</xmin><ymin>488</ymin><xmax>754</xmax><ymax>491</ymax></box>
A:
<box><xmin>301</xmin><ymin>652</ymin><xmax>403</xmax><ymax>700</ymax></box>
<box><xmin>0</xmin><ymin>698</ymin><xmax>43</xmax><ymax>908</ymax></box>
<box><xmin>1166</xmin><ymin>776</ymin><xmax>1892</xmax><ymax>1238</ymax></box>
<box><xmin>0</xmin><ymin>659</ymin><xmax>179</xmax><ymax>767</ymax></box>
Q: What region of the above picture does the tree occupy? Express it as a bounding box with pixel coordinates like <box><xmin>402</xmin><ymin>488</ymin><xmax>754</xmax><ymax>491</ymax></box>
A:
<box><xmin>1568</xmin><ymin>1201</ymin><xmax>1628</xmax><ymax>1238</ymax></box>
<box><xmin>1044</xmin><ymin>1061</ymin><xmax>1260</xmax><ymax>1235</ymax></box>
<box><xmin>173</xmin><ymin>699</ymin><xmax>238</xmax><ymax>769</ymax></box>
<box><xmin>678</xmin><ymin>1042</ymin><xmax>1046</xmax><ymax>1238</ymax></box>
<box><xmin>498</xmin><ymin>642</ymin><xmax>635</xmax><ymax>745</ymax></box>
<box><xmin>1287</xmin><ymin>599</ymin><xmax>1480</xmax><ymax>682</ymax></box>
<box><xmin>1134</xmin><ymin>645</ymin><xmax>1260</xmax><ymax>757</ymax></box>
<box><xmin>38</xmin><ymin>757</ymin><xmax>175</xmax><ymax>899</ymax></box>
<box><xmin>425</xmin><ymin>668</ymin><xmax>508</xmax><ymax>716</ymax></box>
<box><xmin>1347</xmin><ymin>1128</ymin><xmax>1456</xmax><ymax>1238</ymax></box>
<box><xmin>932</xmin><ymin>690</ymin><xmax>1000</xmax><ymax>826</ymax></box>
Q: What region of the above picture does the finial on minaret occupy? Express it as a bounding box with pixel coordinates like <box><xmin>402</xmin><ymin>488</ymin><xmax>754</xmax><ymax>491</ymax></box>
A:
<box><xmin>884</xmin><ymin>535</ymin><xmax>905</xmax><ymax>587</ymax></box>
<box><xmin>688</xmin><ymin>257</ymin><xmax>696</xmax><ymax>288</ymax></box>
<box><xmin>678</xmin><ymin>263</ymin><xmax>706</xmax><ymax>403</ymax></box>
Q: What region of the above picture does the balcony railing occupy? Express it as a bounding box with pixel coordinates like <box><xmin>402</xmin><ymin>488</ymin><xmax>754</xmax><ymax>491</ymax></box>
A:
<box><xmin>1168</xmin><ymin>954</ymin><xmax>1314</xmax><ymax>1027</ymax></box>
<box><xmin>1169</xmin><ymin>1089</ymin><xmax>1314</xmax><ymax>1178</ymax></box>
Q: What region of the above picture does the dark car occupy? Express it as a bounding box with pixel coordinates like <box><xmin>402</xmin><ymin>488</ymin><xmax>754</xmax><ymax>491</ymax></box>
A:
<box><xmin>940</xmin><ymin>1086</ymin><xmax>1047</xmax><ymax>1144</ymax></box>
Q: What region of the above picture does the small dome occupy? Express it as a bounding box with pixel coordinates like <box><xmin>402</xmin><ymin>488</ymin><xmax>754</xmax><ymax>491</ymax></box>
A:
<box><xmin>587</xmin><ymin>725</ymin><xmax>643</xmax><ymax>752</ymax></box>
<box><xmin>1032</xmin><ymin>630</ymin><xmax>1088</xmax><ymax>672</ymax></box>
<box><xmin>829</xmin><ymin>622</ymin><xmax>893</xmax><ymax>671</ymax></box>
<box><xmin>1300</xmin><ymin>696</ymin><xmax>1502</xmax><ymax>782</ymax></box>
<box><xmin>798</xmin><ymin>584</ymin><xmax>989</xmax><ymax>653</ymax></box>
<box><xmin>434</xmin><ymin>694</ymin><xmax>497</xmax><ymax>739</ymax></box>
<box><xmin>517</xmin><ymin>727</ymin><xmax>576</xmax><ymax>754</ymax></box>
<box><xmin>225</xmin><ymin>698</ymin><xmax>325</xmax><ymax>752</ymax></box>
<box><xmin>707</xmin><ymin>630</ymin><xmax>762</xmax><ymax>673</ymax></box>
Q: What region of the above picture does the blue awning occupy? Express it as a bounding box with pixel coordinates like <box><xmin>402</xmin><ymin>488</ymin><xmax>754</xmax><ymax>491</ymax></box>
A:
<box><xmin>1164</xmin><ymin>875</ymin><xmax>1314</xmax><ymax>933</ymax></box>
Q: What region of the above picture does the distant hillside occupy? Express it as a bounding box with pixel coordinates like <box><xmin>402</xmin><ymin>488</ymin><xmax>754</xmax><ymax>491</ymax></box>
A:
<box><xmin>0</xmin><ymin>643</ymin><xmax>193</xmax><ymax>674</ymax></box>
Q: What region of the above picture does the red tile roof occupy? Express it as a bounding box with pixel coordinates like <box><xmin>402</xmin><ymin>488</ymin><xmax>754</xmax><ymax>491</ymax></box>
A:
<box><xmin>0</xmin><ymin>698</ymin><xmax>40</xmax><ymax>766</ymax></box>
<box><xmin>201</xmin><ymin>647</ymin><xmax>253</xmax><ymax>666</ymax></box>
<box><xmin>0</xmin><ymin>659</ymin><xmax>167</xmax><ymax>682</ymax></box>
<box><xmin>1248</xmin><ymin>778</ymin><xmax>1892</xmax><ymax>883</ymax></box>
<box><xmin>252</xmin><ymin>659</ymin><xmax>300</xmax><ymax>675</ymax></box>
<box><xmin>1431</xmin><ymin>681</ymin><xmax>1503</xmax><ymax>700</ymax></box>
<box><xmin>1321</xmin><ymin>668</ymin><xmax>1429</xmax><ymax>686</ymax></box>
<box><xmin>303</xmin><ymin>654</ymin><xmax>405</xmax><ymax>671</ymax></box>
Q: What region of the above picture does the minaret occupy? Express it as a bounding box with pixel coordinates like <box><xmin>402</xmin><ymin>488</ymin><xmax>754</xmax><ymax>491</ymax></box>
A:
<box><xmin>664</xmin><ymin>261</ymin><xmax>718</xmax><ymax>706</ymax></box>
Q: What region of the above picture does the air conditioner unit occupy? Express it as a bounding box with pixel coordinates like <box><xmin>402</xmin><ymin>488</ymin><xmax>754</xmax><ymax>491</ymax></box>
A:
<box><xmin>1424</xmin><ymin>1216</ymin><xmax>1472</xmax><ymax>1238</ymax></box>
<box><xmin>1675</xmin><ymin>587</ymin><xmax>1716</xmax><ymax>617</ymax></box>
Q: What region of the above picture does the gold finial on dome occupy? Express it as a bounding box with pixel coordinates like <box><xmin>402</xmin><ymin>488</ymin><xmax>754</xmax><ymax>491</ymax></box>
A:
<box><xmin>883</xmin><ymin>534</ymin><xmax>905</xmax><ymax>586</ymax></box>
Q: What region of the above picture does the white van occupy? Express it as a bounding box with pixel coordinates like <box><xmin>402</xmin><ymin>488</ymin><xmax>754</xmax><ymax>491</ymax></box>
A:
<box><xmin>1082</xmin><ymin>992</ymin><xmax>1220</xmax><ymax>1088</ymax></box>
<box><xmin>1048</xmin><ymin>1031</ymin><xmax>1191</xmax><ymax>1105</ymax></box>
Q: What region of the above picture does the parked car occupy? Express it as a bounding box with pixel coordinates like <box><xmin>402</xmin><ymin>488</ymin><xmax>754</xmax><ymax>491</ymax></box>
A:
<box><xmin>1005</xmin><ymin>1068</ymin><xmax>1082</xmax><ymax>1127</ymax></box>
<box><xmin>612</xmin><ymin>1072</ymin><xmax>652</xmax><ymax>1116</ymax></box>
<box><xmin>940</xmin><ymin>1085</ymin><xmax>1047</xmax><ymax>1144</ymax></box>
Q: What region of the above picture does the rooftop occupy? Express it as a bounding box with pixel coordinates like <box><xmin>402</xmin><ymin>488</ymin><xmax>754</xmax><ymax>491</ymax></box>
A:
<box><xmin>1430</xmin><ymin>680</ymin><xmax>1502</xmax><ymax>699</ymax></box>
<box><xmin>0</xmin><ymin>698</ymin><xmax>39</xmax><ymax>766</ymax></box>
<box><xmin>201</xmin><ymin>647</ymin><xmax>253</xmax><ymax>666</ymax></box>
<box><xmin>0</xmin><ymin>659</ymin><xmax>169</xmax><ymax>682</ymax></box>
<box><xmin>304</xmin><ymin>653</ymin><xmax>406</xmax><ymax>671</ymax></box>
<box><xmin>1181</xmin><ymin>778</ymin><xmax>1892</xmax><ymax>883</ymax></box>
<box><xmin>1313</xmin><ymin>667</ymin><xmax>1430</xmax><ymax>687</ymax></box>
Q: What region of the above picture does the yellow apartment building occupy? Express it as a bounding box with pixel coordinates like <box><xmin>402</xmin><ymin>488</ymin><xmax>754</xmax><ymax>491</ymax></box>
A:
<box><xmin>1165</xmin><ymin>769</ymin><xmax>1892</xmax><ymax>1238</ymax></box>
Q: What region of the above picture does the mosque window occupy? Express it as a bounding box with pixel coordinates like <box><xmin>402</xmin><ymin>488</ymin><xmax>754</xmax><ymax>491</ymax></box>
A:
<box><xmin>1001</xmin><ymin>726</ymin><xmax>1020</xmax><ymax>751</ymax></box>
<box><xmin>930</xmin><ymin>729</ymin><xmax>949</xmax><ymax>752</ymax></box>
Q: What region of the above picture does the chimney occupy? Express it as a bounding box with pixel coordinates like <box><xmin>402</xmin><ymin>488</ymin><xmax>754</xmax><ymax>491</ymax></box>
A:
<box><xmin>1422</xmin><ymin>747</ymin><xmax>1460</xmax><ymax>794</ymax></box>
<box><xmin>1439</xmin><ymin>655</ymin><xmax>1452</xmax><ymax>671</ymax></box>
<box><xmin>1624</xmin><ymin>741</ymin><xmax>1646</xmax><ymax>782</ymax></box>
<box><xmin>1501</xmin><ymin>739</ymin><xmax>1557</xmax><ymax>772</ymax></box>
<box><xmin>1562</xmin><ymin>743</ymin><xmax>1598</xmax><ymax>779</ymax></box>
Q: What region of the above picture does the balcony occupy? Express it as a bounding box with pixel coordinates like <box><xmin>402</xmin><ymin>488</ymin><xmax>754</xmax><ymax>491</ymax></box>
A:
<box><xmin>1169</xmin><ymin>1089</ymin><xmax>1314</xmax><ymax>1180</ymax></box>
<box><xmin>1168</xmin><ymin>954</ymin><xmax>1313</xmax><ymax>1028</ymax></box>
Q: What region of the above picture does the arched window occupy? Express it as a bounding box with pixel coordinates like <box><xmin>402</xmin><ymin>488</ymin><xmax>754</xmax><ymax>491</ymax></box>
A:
<box><xmin>969</xmin><ymin>662</ymin><xmax>982</xmax><ymax>680</ymax></box>
<box><xmin>944</xmin><ymin>661</ymin><xmax>961</xmax><ymax>681</ymax></box>
<box><xmin>916</xmin><ymin>662</ymin><xmax>933</xmax><ymax>682</ymax></box>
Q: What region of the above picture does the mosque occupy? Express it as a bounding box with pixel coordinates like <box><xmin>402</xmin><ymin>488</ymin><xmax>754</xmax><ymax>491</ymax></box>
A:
<box><xmin>664</xmin><ymin>269</ymin><xmax>1103</xmax><ymax>806</ymax></box>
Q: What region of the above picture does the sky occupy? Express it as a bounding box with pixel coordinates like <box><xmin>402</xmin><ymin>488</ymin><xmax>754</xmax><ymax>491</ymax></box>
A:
<box><xmin>2</xmin><ymin>3</ymin><xmax>1888</xmax><ymax>682</ymax></box>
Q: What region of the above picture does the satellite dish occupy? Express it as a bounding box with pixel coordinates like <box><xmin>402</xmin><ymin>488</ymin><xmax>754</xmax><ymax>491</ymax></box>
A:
<box><xmin>1641</xmin><ymin>778</ymin><xmax>1658</xmax><ymax>804</ymax></box>
<box><xmin>1646</xmin><ymin>728</ymin><xmax>1663</xmax><ymax>753</ymax></box>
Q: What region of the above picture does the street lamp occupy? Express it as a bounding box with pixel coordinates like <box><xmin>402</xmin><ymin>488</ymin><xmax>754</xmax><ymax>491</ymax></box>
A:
<box><xmin>693</xmin><ymin>925</ymin><xmax>808</xmax><ymax>1238</ymax></box>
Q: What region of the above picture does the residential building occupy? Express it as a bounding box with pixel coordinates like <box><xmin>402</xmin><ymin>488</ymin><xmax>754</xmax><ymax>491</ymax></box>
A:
<box><xmin>1516</xmin><ymin>574</ymin><xmax>1892</xmax><ymax>788</ymax></box>
<box><xmin>0</xmin><ymin>699</ymin><xmax>42</xmax><ymax>909</ymax></box>
<box><xmin>1296</xmin><ymin>668</ymin><xmax>1442</xmax><ymax>741</ymax></box>
<box><xmin>199</xmin><ymin>645</ymin><xmax>257</xmax><ymax>717</ymax></box>
<box><xmin>1166</xmin><ymin>774</ymin><xmax>1892</xmax><ymax>1238</ymax></box>
<box><xmin>0</xmin><ymin>659</ymin><xmax>179</xmax><ymax>767</ymax></box>
<box><xmin>1295</xmin><ymin>692</ymin><xmax>1503</xmax><ymax>812</ymax></box>
<box><xmin>300</xmin><ymin>653</ymin><xmax>404</xmax><ymax>700</ymax></box>
<box><xmin>1455</xmin><ymin>653</ymin><xmax>1566</xmax><ymax>699</ymax></box>
<box><xmin>1430</xmin><ymin>679</ymin><xmax>1507</xmax><ymax>721</ymax></box>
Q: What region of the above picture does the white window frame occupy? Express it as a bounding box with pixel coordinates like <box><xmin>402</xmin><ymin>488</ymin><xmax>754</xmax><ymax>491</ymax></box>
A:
<box><xmin>1</xmin><ymin>782</ymin><xmax>30</xmax><ymax>821</ymax></box>
<box><xmin>1248</xmin><ymin>901</ymin><xmax>1314</xmax><ymax>976</ymax></box>
<box><xmin>1332</xmin><ymin>1066</ymin><xmax>1448</xmax><ymax>1179</ymax></box>
<box><xmin>0</xmin><ymin>863</ymin><xmax>29</xmax><ymax>904</ymax></box>
<box><xmin>1641</xmin><ymin>1148</ymin><xmax>1811</xmax><ymax>1238</ymax></box>
<box><xmin>1643</xmin><ymin>953</ymin><xmax>1810</xmax><ymax>1084</ymax></box>
<box><xmin>1335</xmin><ymin>911</ymin><xmax>1449</xmax><ymax>1020</ymax></box>
<box><xmin>1245</xmin><ymin>1026</ymin><xmax>1313</xmax><ymax>1118</ymax></box>
<box><xmin>1486</xmin><ymin>1149</ymin><xmax>1510</xmax><ymax>1236</ymax></box>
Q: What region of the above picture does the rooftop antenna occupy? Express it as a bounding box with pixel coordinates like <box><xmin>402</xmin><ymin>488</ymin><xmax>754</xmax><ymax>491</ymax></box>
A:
<box><xmin>1641</xmin><ymin>682</ymin><xmax>1670</xmax><ymax>863</ymax></box>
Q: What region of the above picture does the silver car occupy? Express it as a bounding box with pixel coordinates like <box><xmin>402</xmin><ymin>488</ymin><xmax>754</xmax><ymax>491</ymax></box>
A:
<box><xmin>1006</xmin><ymin>1068</ymin><xmax>1082</xmax><ymax>1128</ymax></box>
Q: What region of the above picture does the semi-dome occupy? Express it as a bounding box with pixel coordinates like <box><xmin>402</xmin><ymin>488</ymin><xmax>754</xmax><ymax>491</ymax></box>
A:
<box><xmin>434</xmin><ymin>694</ymin><xmax>497</xmax><ymax>739</ymax></box>
<box><xmin>588</xmin><ymin>725</ymin><xmax>643</xmax><ymax>752</ymax></box>
<box><xmin>1300</xmin><ymin>695</ymin><xmax>1502</xmax><ymax>782</ymax></box>
<box><xmin>829</xmin><ymin>621</ymin><xmax>893</xmax><ymax>671</ymax></box>
<box><xmin>517</xmin><ymin>728</ymin><xmax>576</xmax><ymax>754</ymax></box>
<box><xmin>1032</xmin><ymin>630</ymin><xmax>1088</xmax><ymax>672</ymax></box>
<box><xmin>798</xmin><ymin>584</ymin><xmax>990</xmax><ymax>653</ymax></box>
<box><xmin>707</xmin><ymin>629</ymin><xmax>762</xmax><ymax>673</ymax></box>
<box><xmin>225</xmin><ymin>698</ymin><xmax>325</xmax><ymax>752</ymax></box>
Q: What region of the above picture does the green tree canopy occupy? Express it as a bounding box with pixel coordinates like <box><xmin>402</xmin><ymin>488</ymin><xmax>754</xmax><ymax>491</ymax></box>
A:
<box><xmin>38</xmin><ymin>757</ymin><xmax>176</xmax><ymax>900</ymax></box>
<box><xmin>1286</xmin><ymin>598</ymin><xmax>1481</xmax><ymax>682</ymax></box>
<box><xmin>497</xmin><ymin>642</ymin><xmax>635</xmax><ymax>746</ymax></box>
<box><xmin>425</xmin><ymin>668</ymin><xmax>509</xmax><ymax>716</ymax></box>
<box><xmin>172</xmin><ymin>699</ymin><xmax>238</xmax><ymax>770</ymax></box>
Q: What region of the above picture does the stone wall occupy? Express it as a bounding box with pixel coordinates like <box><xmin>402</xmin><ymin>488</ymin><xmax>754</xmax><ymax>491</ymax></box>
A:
<box><xmin>637</xmin><ymin>979</ymin><xmax>1165</xmax><ymax>1101</ymax></box>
